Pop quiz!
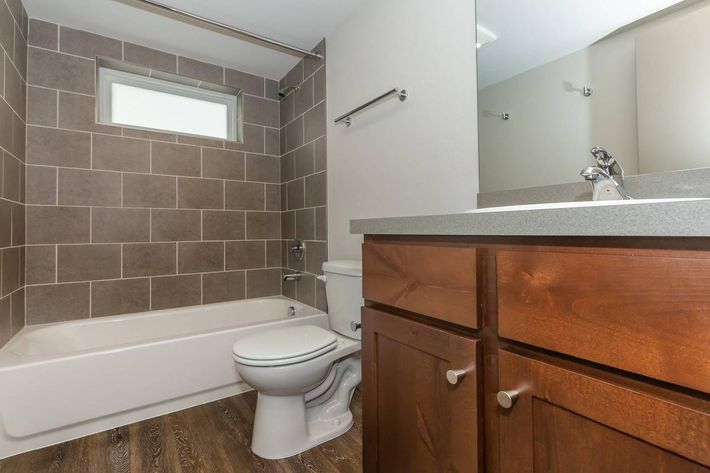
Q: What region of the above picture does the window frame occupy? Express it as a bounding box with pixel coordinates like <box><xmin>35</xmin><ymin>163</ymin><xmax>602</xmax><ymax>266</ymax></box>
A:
<box><xmin>97</xmin><ymin>63</ymin><xmax>241</xmax><ymax>142</ymax></box>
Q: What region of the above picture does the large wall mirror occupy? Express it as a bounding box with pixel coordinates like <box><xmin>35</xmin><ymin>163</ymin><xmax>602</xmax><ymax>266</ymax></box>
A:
<box><xmin>476</xmin><ymin>0</ymin><xmax>710</xmax><ymax>193</ymax></box>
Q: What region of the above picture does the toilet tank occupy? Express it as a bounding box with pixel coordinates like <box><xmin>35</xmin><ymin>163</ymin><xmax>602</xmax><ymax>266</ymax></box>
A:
<box><xmin>322</xmin><ymin>260</ymin><xmax>363</xmax><ymax>340</ymax></box>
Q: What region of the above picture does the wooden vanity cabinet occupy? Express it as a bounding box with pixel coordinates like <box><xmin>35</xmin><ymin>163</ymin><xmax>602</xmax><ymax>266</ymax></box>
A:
<box><xmin>498</xmin><ymin>349</ymin><xmax>710</xmax><ymax>473</ymax></box>
<box><xmin>361</xmin><ymin>236</ymin><xmax>710</xmax><ymax>473</ymax></box>
<box><xmin>361</xmin><ymin>307</ymin><xmax>482</xmax><ymax>473</ymax></box>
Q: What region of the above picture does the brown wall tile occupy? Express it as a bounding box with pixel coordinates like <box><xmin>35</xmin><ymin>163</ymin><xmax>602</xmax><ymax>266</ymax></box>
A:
<box><xmin>27</xmin><ymin>86</ymin><xmax>57</xmax><ymax>126</ymax></box>
<box><xmin>294</xmin><ymin>75</ymin><xmax>314</xmax><ymax>117</ymax></box>
<box><xmin>177</xmin><ymin>177</ymin><xmax>224</xmax><ymax>209</ymax></box>
<box><xmin>11</xmin><ymin>287</ymin><xmax>24</xmax><ymax>335</ymax></box>
<box><xmin>295</xmin><ymin>273</ymin><xmax>316</xmax><ymax>307</ymax></box>
<box><xmin>266</xmin><ymin>240</ymin><xmax>281</xmax><ymax>268</ymax></box>
<box><xmin>315</xmin><ymin>206</ymin><xmax>327</xmax><ymax>240</ymax></box>
<box><xmin>57</xmin><ymin>244</ymin><xmax>121</xmax><ymax>282</ymax></box>
<box><xmin>92</xmin><ymin>208</ymin><xmax>150</xmax><ymax>243</ymax></box>
<box><xmin>59</xmin><ymin>26</ymin><xmax>122</xmax><ymax>59</ymax></box>
<box><xmin>151</xmin><ymin>274</ymin><xmax>201</xmax><ymax>310</ymax></box>
<box><xmin>27</xmin><ymin>126</ymin><xmax>91</xmax><ymax>168</ymax></box>
<box><xmin>0</xmin><ymin>296</ymin><xmax>10</xmax><ymax>347</ymax></box>
<box><xmin>151</xmin><ymin>142</ymin><xmax>201</xmax><ymax>177</ymax></box>
<box><xmin>314</xmin><ymin>136</ymin><xmax>327</xmax><ymax>172</ymax></box>
<box><xmin>177</xmin><ymin>57</ymin><xmax>223</xmax><ymax>84</ymax></box>
<box><xmin>246</xmin><ymin>268</ymin><xmax>281</xmax><ymax>298</ymax></box>
<box><xmin>304</xmin><ymin>101</ymin><xmax>326</xmax><ymax>143</ymax></box>
<box><xmin>92</xmin><ymin>134</ymin><xmax>150</xmax><ymax>173</ymax></box>
<box><xmin>178</xmin><ymin>241</ymin><xmax>224</xmax><ymax>274</ymax></box>
<box><xmin>225</xmin><ymin>181</ymin><xmax>264</xmax><ymax>211</ymax></box>
<box><xmin>123</xmin><ymin>173</ymin><xmax>176</xmax><ymax>208</ymax></box>
<box><xmin>92</xmin><ymin>278</ymin><xmax>150</xmax><ymax>317</ymax></box>
<box><xmin>295</xmin><ymin>208</ymin><xmax>315</xmax><ymax>240</ymax></box>
<box><xmin>26</xmin><ymin>245</ymin><xmax>56</xmax><ymax>285</ymax></box>
<box><xmin>244</xmin><ymin>95</ymin><xmax>279</xmax><ymax>128</ymax></box>
<box><xmin>226</xmin><ymin>124</ymin><xmax>264</xmax><ymax>154</ymax></box>
<box><xmin>0</xmin><ymin>100</ymin><xmax>13</xmax><ymax>154</ymax></box>
<box><xmin>294</xmin><ymin>142</ymin><xmax>315</xmax><ymax>178</ymax></box>
<box><xmin>225</xmin><ymin>240</ymin><xmax>265</xmax><ymax>270</ymax></box>
<box><xmin>265</xmin><ymin>79</ymin><xmax>279</xmax><ymax>101</ymax></box>
<box><xmin>202</xmin><ymin>148</ymin><xmax>244</xmax><ymax>180</ymax></box>
<box><xmin>265</xmin><ymin>184</ymin><xmax>280</xmax><ymax>211</ymax></box>
<box><xmin>314</xmin><ymin>67</ymin><xmax>326</xmax><ymax>104</ymax></box>
<box><xmin>29</xmin><ymin>19</ymin><xmax>58</xmax><ymax>50</ymax></box>
<box><xmin>2</xmin><ymin>153</ymin><xmax>20</xmax><ymax>201</ymax></box>
<box><xmin>305</xmin><ymin>171</ymin><xmax>326</xmax><ymax>207</ymax></box>
<box><xmin>280</xmin><ymin>92</ymin><xmax>294</xmax><ymax>127</ymax></box>
<box><xmin>202</xmin><ymin>271</ymin><xmax>245</xmax><ymax>304</ymax></box>
<box><xmin>11</xmin><ymin>201</ymin><xmax>24</xmax><ymax>246</ymax></box>
<box><xmin>57</xmin><ymin>168</ymin><xmax>121</xmax><ymax>207</ymax></box>
<box><xmin>306</xmin><ymin>241</ymin><xmax>327</xmax><ymax>275</ymax></box>
<box><xmin>0</xmin><ymin>200</ymin><xmax>11</xmax><ymax>248</ymax></box>
<box><xmin>281</xmin><ymin>61</ymin><xmax>303</xmax><ymax>89</ymax></box>
<box><xmin>246</xmin><ymin>154</ymin><xmax>280</xmax><ymax>183</ymax></box>
<box><xmin>287</xmin><ymin>179</ymin><xmax>304</xmax><ymax>210</ymax></box>
<box><xmin>0</xmin><ymin>2</ymin><xmax>13</xmax><ymax>60</ymax></box>
<box><xmin>284</xmin><ymin>116</ymin><xmax>304</xmax><ymax>153</ymax></box>
<box><xmin>124</xmin><ymin>43</ymin><xmax>176</xmax><ymax>73</ymax></box>
<box><xmin>123</xmin><ymin>242</ymin><xmax>176</xmax><ymax>277</ymax></box>
<box><xmin>225</xmin><ymin>68</ymin><xmax>264</xmax><ymax>96</ymax></box>
<box><xmin>26</xmin><ymin>282</ymin><xmax>90</xmax><ymax>324</ymax></box>
<box><xmin>265</xmin><ymin>128</ymin><xmax>279</xmax><ymax>156</ymax></box>
<box><xmin>27</xmin><ymin>205</ymin><xmax>90</xmax><ymax>244</ymax></box>
<box><xmin>151</xmin><ymin>209</ymin><xmax>201</xmax><ymax>241</ymax></box>
<box><xmin>58</xmin><ymin>92</ymin><xmax>121</xmax><ymax>135</ymax></box>
<box><xmin>5</xmin><ymin>59</ymin><xmax>25</xmax><ymax>119</ymax></box>
<box><xmin>1</xmin><ymin>246</ymin><xmax>20</xmax><ymax>296</ymax></box>
<box><xmin>27</xmin><ymin>47</ymin><xmax>95</xmax><ymax>94</ymax></box>
<box><xmin>202</xmin><ymin>210</ymin><xmax>245</xmax><ymax>241</ymax></box>
<box><xmin>246</xmin><ymin>212</ymin><xmax>280</xmax><ymax>239</ymax></box>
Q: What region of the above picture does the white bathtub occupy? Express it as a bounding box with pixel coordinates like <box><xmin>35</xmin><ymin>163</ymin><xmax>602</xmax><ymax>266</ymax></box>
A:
<box><xmin>0</xmin><ymin>296</ymin><xmax>329</xmax><ymax>459</ymax></box>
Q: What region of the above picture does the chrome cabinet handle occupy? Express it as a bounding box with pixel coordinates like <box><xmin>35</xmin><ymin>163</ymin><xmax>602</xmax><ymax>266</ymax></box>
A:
<box><xmin>446</xmin><ymin>369</ymin><xmax>467</xmax><ymax>385</ymax></box>
<box><xmin>496</xmin><ymin>390</ymin><xmax>519</xmax><ymax>409</ymax></box>
<box><xmin>350</xmin><ymin>321</ymin><xmax>362</xmax><ymax>331</ymax></box>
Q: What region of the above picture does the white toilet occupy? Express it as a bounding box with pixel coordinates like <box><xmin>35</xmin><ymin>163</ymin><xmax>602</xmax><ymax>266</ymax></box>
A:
<box><xmin>232</xmin><ymin>260</ymin><xmax>363</xmax><ymax>460</ymax></box>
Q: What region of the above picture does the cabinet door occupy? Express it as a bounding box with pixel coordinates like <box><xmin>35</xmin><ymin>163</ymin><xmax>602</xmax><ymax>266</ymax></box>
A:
<box><xmin>362</xmin><ymin>307</ymin><xmax>481</xmax><ymax>473</ymax></box>
<box><xmin>498</xmin><ymin>349</ymin><xmax>710</xmax><ymax>473</ymax></box>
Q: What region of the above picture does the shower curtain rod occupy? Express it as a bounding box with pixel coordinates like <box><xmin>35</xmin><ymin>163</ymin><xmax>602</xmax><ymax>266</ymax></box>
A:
<box><xmin>134</xmin><ymin>0</ymin><xmax>324</xmax><ymax>60</ymax></box>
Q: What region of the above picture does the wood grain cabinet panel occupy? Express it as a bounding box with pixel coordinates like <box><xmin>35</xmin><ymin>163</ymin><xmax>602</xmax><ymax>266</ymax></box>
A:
<box><xmin>498</xmin><ymin>349</ymin><xmax>710</xmax><ymax>473</ymax></box>
<box><xmin>362</xmin><ymin>242</ymin><xmax>479</xmax><ymax>328</ymax></box>
<box><xmin>362</xmin><ymin>307</ymin><xmax>482</xmax><ymax>473</ymax></box>
<box><xmin>497</xmin><ymin>249</ymin><xmax>710</xmax><ymax>393</ymax></box>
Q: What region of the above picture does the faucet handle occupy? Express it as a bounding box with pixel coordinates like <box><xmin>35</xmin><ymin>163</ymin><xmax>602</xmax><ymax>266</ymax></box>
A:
<box><xmin>590</xmin><ymin>147</ymin><xmax>616</xmax><ymax>172</ymax></box>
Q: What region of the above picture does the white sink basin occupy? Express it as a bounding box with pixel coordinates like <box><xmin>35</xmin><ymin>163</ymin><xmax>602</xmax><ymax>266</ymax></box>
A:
<box><xmin>468</xmin><ymin>198</ymin><xmax>709</xmax><ymax>214</ymax></box>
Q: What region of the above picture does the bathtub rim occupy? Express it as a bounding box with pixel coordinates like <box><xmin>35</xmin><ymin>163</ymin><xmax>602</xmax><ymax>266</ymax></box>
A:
<box><xmin>0</xmin><ymin>296</ymin><xmax>326</xmax><ymax>369</ymax></box>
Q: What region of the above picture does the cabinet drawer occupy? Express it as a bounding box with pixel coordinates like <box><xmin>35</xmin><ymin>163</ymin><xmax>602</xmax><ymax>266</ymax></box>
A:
<box><xmin>498</xmin><ymin>350</ymin><xmax>710</xmax><ymax>472</ymax></box>
<box><xmin>362</xmin><ymin>307</ymin><xmax>481</xmax><ymax>472</ymax></box>
<box><xmin>497</xmin><ymin>249</ymin><xmax>710</xmax><ymax>393</ymax></box>
<box><xmin>363</xmin><ymin>242</ymin><xmax>479</xmax><ymax>328</ymax></box>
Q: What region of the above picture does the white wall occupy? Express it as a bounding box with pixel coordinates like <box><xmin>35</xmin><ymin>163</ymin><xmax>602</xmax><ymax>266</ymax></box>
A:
<box><xmin>326</xmin><ymin>0</ymin><xmax>479</xmax><ymax>260</ymax></box>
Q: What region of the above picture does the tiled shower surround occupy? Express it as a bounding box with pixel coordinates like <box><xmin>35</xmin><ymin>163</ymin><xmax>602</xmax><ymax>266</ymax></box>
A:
<box><xmin>0</xmin><ymin>0</ymin><xmax>27</xmax><ymax>346</ymax></box>
<box><xmin>21</xmin><ymin>19</ymin><xmax>328</xmax><ymax>326</ymax></box>
<box><xmin>279</xmin><ymin>42</ymin><xmax>328</xmax><ymax>310</ymax></box>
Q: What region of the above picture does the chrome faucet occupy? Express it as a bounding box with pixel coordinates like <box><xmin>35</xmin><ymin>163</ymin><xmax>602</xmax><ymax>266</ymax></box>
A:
<box><xmin>580</xmin><ymin>147</ymin><xmax>632</xmax><ymax>201</ymax></box>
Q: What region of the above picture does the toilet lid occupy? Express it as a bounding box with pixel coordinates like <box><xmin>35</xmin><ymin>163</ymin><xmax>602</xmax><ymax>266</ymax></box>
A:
<box><xmin>232</xmin><ymin>325</ymin><xmax>337</xmax><ymax>367</ymax></box>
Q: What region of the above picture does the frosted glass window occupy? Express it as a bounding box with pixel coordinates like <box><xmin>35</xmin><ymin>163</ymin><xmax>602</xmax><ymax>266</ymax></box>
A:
<box><xmin>98</xmin><ymin>67</ymin><xmax>238</xmax><ymax>140</ymax></box>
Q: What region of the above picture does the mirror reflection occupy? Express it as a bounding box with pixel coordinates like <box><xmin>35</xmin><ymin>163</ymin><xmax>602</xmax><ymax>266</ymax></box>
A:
<box><xmin>477</xmin><ymin>0</ymin><xmax>709</xmax><ymax>193</ymax></box>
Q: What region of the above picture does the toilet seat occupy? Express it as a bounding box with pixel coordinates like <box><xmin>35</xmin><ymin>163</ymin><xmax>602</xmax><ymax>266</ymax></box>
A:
<box><xmin>233</xmin><ymin>325</ymin><xmax>338</xmax><ymax>367</ymax></box>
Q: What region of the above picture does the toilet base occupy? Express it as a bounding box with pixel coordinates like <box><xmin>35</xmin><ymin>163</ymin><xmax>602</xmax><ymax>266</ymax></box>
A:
<box><xmin>250</xmin><ymin>355</ymin><xmax>360</xmax><ymax>460</ymax></box>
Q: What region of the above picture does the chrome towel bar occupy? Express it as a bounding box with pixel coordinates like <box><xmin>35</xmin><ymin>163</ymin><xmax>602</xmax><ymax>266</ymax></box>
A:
<box><xmin>334</xmin><ymin>88</ymin><xmax>408</xmax><ymax>126</ymax></box>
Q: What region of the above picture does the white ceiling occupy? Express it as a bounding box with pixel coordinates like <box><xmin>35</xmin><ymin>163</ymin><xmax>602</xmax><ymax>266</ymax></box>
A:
<box><xmin>477</xmin><ymin>0</ymin><xmax>687</xmax><ymax>88</ymax></box>
<box><xmin>23</xmin><ymin>0</ymin><xmax>365</xmax><ymax>80</ymax></box>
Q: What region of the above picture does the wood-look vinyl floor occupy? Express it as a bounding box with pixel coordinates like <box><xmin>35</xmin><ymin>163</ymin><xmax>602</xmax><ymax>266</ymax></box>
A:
<box><xmin>0</xmin><ymin>390</ymin><xmax>362</xmax><ymax>473</ymax></box>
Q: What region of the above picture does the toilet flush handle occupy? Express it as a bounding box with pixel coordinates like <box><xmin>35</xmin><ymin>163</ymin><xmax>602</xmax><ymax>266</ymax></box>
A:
<box><xmin>350</xmin><ymin>321</ymin><xmax>362</xmax><ymax>331</ymax></box>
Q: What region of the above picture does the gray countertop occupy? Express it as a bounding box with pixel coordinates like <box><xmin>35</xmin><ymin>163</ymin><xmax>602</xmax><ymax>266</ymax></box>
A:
<box><xmin>350</xmin><ymin>199</ymin><xmax>710</xmax><ymax>237</ymax></box>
